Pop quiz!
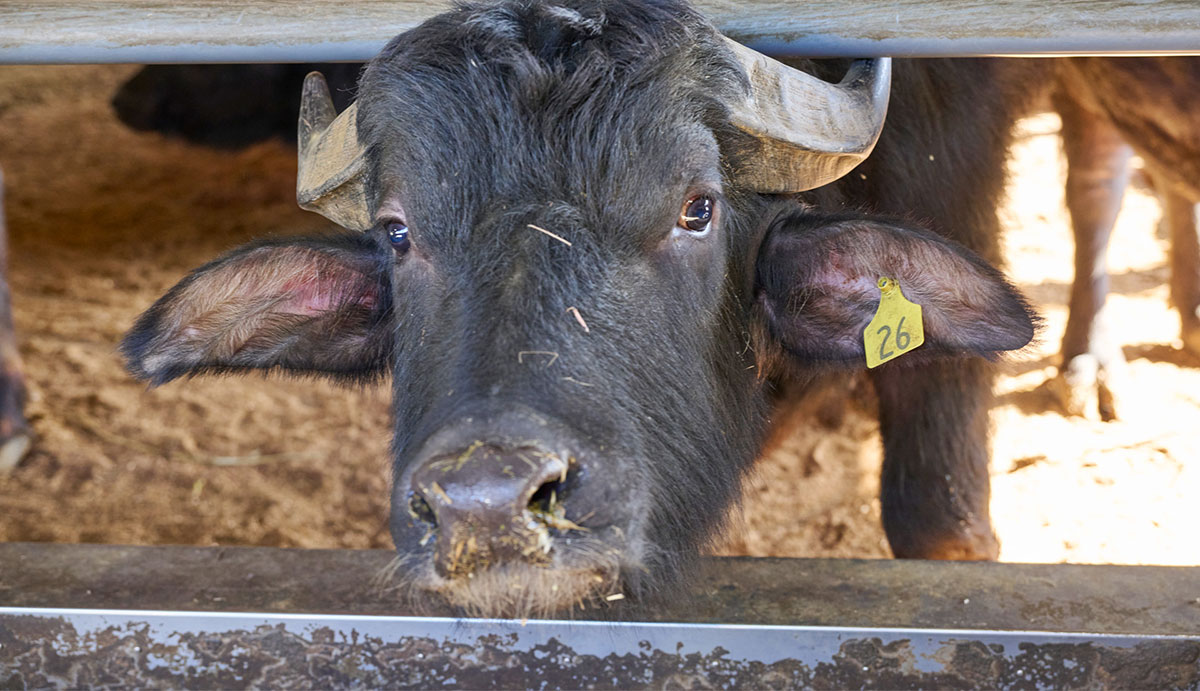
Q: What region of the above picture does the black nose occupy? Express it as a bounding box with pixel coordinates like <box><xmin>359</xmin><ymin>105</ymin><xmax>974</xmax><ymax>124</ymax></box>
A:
<box><xmin>410</xmin><ymin>442</ymin><xmax>571</xmax><ymax>578</ymax></box>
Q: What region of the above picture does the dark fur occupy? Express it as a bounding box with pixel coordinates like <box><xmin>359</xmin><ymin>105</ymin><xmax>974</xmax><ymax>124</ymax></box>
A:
<box><xmin>124</xmin><ymin>0</ymin><xmax>1041</xmax><ymax>614</ymax></box>
<box><xmin>351</xmin><ymin>1</ymin><xmax>763</xmax><ymax>601</ymax></box>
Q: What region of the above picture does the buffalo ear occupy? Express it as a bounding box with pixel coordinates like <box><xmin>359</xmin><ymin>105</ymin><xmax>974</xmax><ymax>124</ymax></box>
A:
<box><xmin>755</xmin><ymin>210</ymin><xmax>1037</xmax><ymax>367</ymax></box>
<box><xmin>122</xmin><ymin>233</ymin><xmax>393</xmax><ymax>385</ymax></box>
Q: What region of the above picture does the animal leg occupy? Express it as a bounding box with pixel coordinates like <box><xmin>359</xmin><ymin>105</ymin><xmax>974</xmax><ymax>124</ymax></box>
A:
<box><xmin>1053</xmin><ymin>91</ymin><xmax>1132</xmax><ymax>421</ymax></box>
<box><xmin>1161</xmin><ymin>185</ymin><xmax>1200</xmax><ymax>359</ymax></box>
<box><xmin>872</xmin><ymin>359</ymin><xmax>998</xmax><ymax>561</ymax></box>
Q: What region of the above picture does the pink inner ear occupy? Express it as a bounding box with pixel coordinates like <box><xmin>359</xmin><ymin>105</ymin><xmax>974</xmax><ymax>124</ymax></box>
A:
<box><xmin>808</xmin><ymin>248</ymin><xmax>881</xmax><ymax>299</ymax></box>
<box><xmin>273</xmin><ymin>257</ymin><xmax>379</xmax><ymax>317</ymax></box>
<box><xmin>160</xmin><ymin>246</ymin><xmax>385</xmax><ymax>362</ymax></box>
<box><xmin>279</xmin><ymin>273</ymin><xmax>378</xmax><ymax>316</ymax></box>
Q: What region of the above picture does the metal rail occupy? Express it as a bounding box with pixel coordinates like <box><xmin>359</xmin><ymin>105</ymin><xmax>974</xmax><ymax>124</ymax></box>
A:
<box><xmin>1</xmin><ymin>544</ymin><xmax>1198</xmax><ymax>686</ymax></box>
<box><xmin>2</xmin><ymin>0</ymin><xmax>1200</xmax><ymax>64</ymax></box>
<box><xmin>7</xmin><ymin>608</ymin><xmax>1198</xmax><ymax>688</ymax></box>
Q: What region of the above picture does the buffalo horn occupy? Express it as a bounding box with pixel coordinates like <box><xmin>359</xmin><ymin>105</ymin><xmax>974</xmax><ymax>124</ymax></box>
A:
<box><xmin>723</xmin><ymin>38</ymin><xmax>891</xmax><ymax>193</ymax></box>
<box><xmin>296</xmin><ymin>71</ymin><xmax>372</xmax><ymax>231</ymax></box>
<box><xmin>296</xmin><ymin>44</ymin><xmax>891</xmax><ymax>228</ymax></box>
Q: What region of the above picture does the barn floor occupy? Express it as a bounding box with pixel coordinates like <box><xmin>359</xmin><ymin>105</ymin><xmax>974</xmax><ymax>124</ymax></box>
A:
<box><xmin>0</xmin><ymin>65</ymin><xmax>1196</xmax><ymax>565</ymax></box>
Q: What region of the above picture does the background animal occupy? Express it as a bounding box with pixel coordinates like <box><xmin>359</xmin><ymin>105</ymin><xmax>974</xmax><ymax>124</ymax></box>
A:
<box><xmin>0</xmin><ymin>168</ymin><xmax>30</xmax><ymax>473</ymax></box>
<box><xmin>1050</xmin><ymin>58</ymin><xmax>1200</xmax><ymax>421</ymax></box>
<box><xmin>112</xmin><ymin>64</ymin><xmax>360</xmax><ymax>149</ymax></box>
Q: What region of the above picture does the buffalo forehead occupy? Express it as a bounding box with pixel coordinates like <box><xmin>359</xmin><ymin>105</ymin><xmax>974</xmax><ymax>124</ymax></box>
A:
<box><xmin>357</xmin><ymin>1</ymin><xmax>738</xmax><ymax>247</ymax></box>
<box><xmin>366</xmin><ymin>80</ymin><xmax>724</xmax><ymax>245</ymax></box>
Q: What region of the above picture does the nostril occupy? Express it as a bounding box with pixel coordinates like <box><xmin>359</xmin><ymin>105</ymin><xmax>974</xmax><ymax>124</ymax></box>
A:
<box><xmin>528</xmin><ymin>454</ymin><xmax>578</xmax><ymax>514</ymax></box>
<box><xmin>527</xmin><ymin>458</ymin><xmax>585</xmax><ymax>533</ymax></box>
<box><xmin>527</xmin><ymin>479</ymin><xmax>563</xmax><ymax>515</ymax></box>
<box><xmin>408</xmin><ymin>491</ymin><xmax>437</xmax><ymax>526</ymax></box>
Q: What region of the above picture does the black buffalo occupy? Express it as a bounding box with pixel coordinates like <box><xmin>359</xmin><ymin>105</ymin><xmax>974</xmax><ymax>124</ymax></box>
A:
<box><xmin>123</xmin><ymin>0</ymin><xmax>1037</xmax><ymax>617</ymax></box>
<box><xmin>113</xmin><ymin>63</ymin><xmax>361</xmax><ymax>149</ymax></box>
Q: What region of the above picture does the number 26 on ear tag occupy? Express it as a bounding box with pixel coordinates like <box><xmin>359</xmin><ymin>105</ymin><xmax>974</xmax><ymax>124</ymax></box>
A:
<box><xmin>864</xmin><ymin>277</ymin><xmax>924</xmax><ymax>368</ymax></box>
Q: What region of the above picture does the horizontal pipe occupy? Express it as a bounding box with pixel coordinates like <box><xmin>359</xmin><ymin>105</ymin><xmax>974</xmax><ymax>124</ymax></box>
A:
<box><xmin>1</xmin><ymin>543</ymin><xmax>1198</xmax><ymax>632</ymax></box>
<box><xmin>2</xmin><ymin>1</ymin><xmax>1200</xmax><ymax>64</ymax></box>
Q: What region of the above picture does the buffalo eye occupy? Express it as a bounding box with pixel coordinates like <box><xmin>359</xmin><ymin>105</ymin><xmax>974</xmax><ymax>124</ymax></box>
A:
<box><xmin>386</xmin><ymin>221</ymin><xmax>411</xmax><ymax>254</ymax></box>
<box><xmin>678</xmin><ymin>195</ymin><xmax>714</xmax><ymax>233</ymax></box>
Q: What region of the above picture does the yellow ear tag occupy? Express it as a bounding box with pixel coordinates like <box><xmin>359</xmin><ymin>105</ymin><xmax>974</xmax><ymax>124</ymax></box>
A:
<box><xmin>864</xmin><ymin>277</ymin><xmax>925</xmax><ymax>368</ymax></box>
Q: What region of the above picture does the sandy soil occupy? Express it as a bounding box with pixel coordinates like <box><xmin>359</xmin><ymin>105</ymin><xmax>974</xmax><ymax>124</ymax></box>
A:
<box><xmin>0</xmin><ymin>65</ymin><xmax>1196</xmax><ymax>566</ymax></box>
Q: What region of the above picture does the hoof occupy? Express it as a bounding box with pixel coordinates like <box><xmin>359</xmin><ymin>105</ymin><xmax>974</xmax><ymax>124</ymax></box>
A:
<box><xmin>922</xmin><ymin>535</ymin><xmax>999</xmax><ymax>561</ymax></box>
<box><xmin>893</xmin><ymin>529</ymin><xmax>1000</xmax><ymax>561</ymax></box>
<box><xmin>1183</xmin><ymin>322</ymin><xmax>1200</xmax><ymax>361</ymax></box>
<box><xmin>0</xmin><ymin>430</ymin><xmax>32</xmax><ymax>472</ymax></box>
<box><xmin>1051</xmin><ymin>354</ymin><xmax>1098</xmax><ymax>418</ymax></box>
<box><xmin>888</xmin><ymin>518</ymin><xmax>1000</xmax><ymax>561</ymax></box>
<box><xmin>1052</xmin><ymin>353</ymin><xmax>1122</xmax><ymax>421</ymax></box>
<box><xmin>1095</xmin><ymin>381</ymin><xmax>1117</xmax><ymax>422</ymax></box>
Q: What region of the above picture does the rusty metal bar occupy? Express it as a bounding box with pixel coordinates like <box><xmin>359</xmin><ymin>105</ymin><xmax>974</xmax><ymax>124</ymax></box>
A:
<box><xmin>4</xmin><ymin>607</ymin><xmax>1198</xmax><ymax>688</ymax></box>
<box><xmin>2</xmin><ymin>0</ymin><xmax>1200</xmax><ymax>64</ymax></box>
<box><xmin>1</xmin><ymin>543</ymin><xmax>1198</xmax><ymax>687</ymax></box>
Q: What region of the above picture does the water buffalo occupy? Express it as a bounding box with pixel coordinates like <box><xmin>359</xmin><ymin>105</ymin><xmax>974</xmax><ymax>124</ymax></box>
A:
<box><xmin>1051</xmin><ymin>58</ymin><xmax>1200</xmax><ymax>420</ymax></box>
<box><xmin>123</xmin><ymin>0</ymin><xmax>1037</xmax><ymax>616</ymax></box>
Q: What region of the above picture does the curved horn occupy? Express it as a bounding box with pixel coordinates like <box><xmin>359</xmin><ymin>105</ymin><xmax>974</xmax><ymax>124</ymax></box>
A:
<box><xmin>297</xmin><ymin>71</ymin><xmax>372</xmax><ymax>231</ymax></box>
<box><xmin>724</xmin><ymin>38</ymin><xmax>891</xmax><ymax>193</ymax></box>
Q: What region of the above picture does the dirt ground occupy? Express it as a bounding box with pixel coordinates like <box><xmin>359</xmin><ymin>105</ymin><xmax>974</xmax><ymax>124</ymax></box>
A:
<box><xmin>0</xmin><ymin>65</ymin><xmax>1196</xmax><ymax>566</ymax></box>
